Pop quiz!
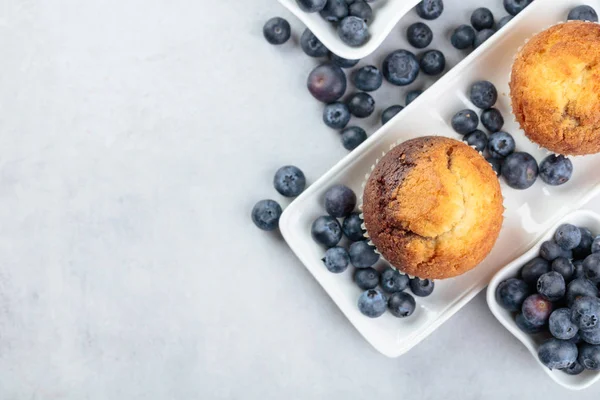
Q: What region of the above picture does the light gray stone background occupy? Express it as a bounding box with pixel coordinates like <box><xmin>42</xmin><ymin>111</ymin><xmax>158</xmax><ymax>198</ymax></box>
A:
<box><xmin>1</xmin><ymin>0</ymin><xmax>599</xmax><ymax>399</ymax></box>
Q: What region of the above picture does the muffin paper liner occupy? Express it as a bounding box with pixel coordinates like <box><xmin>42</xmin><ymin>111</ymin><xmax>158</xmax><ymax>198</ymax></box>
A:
<box><xmin>508</xmin><ymin>20</ymin><xmax>600</xmax><ymax>159</ymax></box>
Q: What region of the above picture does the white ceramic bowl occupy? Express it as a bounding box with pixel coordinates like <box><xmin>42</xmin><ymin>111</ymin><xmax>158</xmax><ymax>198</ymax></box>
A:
<box><xmin>278</xmin><ymin>0</ymin><xmax>421</xmax><ymax>60</ymax></box>
<box><xmin>487</xmin><ymin>210</ymin><xmax>600</xmax><ymax>391</ymax></box>
<box><xmin>280</xmin><ymin>0</ymin><xmax>600</xmax><ymax>358</ymax></box>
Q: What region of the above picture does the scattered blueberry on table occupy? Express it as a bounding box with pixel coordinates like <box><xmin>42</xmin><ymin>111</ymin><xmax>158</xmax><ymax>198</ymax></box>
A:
<box><xmin>341</xmin><ymin>126</ymin><xmax>367</xmax><ymax>150</ymax></box>
<box><xmin>405</xmin><ymin>89</ymin><xmax>423</xmax><ymax>105</ymax></box>
<box><xmin>503</xmin><ymin>0</ymin><xmax>533</xmax><ymax>16</ymax></box>
<box><xmin>451</xmin><ymin>25</ymin><xmax>476</xmax><ymax>50</ymax></box>
<box><xmin>347</xmin><ymin>92</ymin><xmax>376</xmax><ymax>118</ymax></box>
<box><xmin>406</xmin><ymin>22</ymin><xmax>433</xmax><ymax>49</ymax></box>
<box><xmin>351</xmin><ymin>65</ymin><xmax>382</xmax><ymax>92</ymax></box>
<box><xmin>415</xmin><ymin>0</ymin><xmax>444</xmax><ymax>20</ymax></box>
<box><xmin>474</xmin><ymin>29</ymin><xmax>496</xmax><ymax>48</ymax></box>
<box><xmin>263</xmin><ymin>17</ymin><xmax>292</xmax><ymax>45</ymax></box>
<box><xmin>252</xmin><ymin>199</ymin><xmax>283</xmax><ymax>231</ymax></box>
<box><xmin>301</xmin><ymin>29</ymin><xmax>330</xmax><ymax>57</ymax></box>
<box><xmin>471</xmin><ymin>8</ymin><xmax>495</xmax><ymax>31</ymax></box>
<box><xmin>496</xmin><ymin>223</ymin><xmax>600</xmax><ymax>374</ymax></box>
<box><xmin>419</xmin><ymin>50</ymin><xmax>446</xmax><ymax>76</ymax></box>
<box><xmin>307</xmin><ymin>63</ymin><xmax>347</xmax><ymax>103</ymax></box>
<box><xmin>323</xmin><ymin>102</ymin><xmax>351</xmax><ymax>129</ymax></box>
<box><xmin>382</xmin><ymin>49</ymin><xmax>420</xmax><ymax>86</ymax></box>
<box><xmin>381</xmin><ymin>105</ymin><xmax>403</xmax><ymax>126</ymax></box>
<box><xmin>274</xmin><ymin>165</ymin><xmax>306</xmax><ymax>197</ymax></box>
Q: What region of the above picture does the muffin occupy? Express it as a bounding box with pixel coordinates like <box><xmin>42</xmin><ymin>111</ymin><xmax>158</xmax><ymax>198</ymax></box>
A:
<box><xmin>362</xmin><ymin>136</ymin><xmax>503</xmax><ymax>280</ymax></box>
<box><xmin>510</xmin><ymin>21</ymin><xmax>600</xmax><ymax>155</ymax></box>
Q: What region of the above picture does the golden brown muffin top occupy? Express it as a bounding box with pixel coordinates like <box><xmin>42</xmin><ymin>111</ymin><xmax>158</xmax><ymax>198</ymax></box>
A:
<box><xmin>510</xmin><ymin>21</ymin><xmax>600</xmax><ymax>155</ymax></box>
<box><xmin>362</xmin><ymin>136</ymin><xmax>503</xmax><ymax>280</ymax></box>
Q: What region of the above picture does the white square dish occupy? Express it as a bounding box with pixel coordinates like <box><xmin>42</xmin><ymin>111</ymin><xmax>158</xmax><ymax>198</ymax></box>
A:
<box><xmin>279</xmin><ymin>0</ymin><xmax>600</xmax><ymax>358</ymax></box>
<box><xmin>278</xmin><ymin>0</ymin><xmax>421</xmax><ymax>60</ymax></box>
<box><xmin>487</xmin><ymin>210</ymin><xmax>600</xmax><ymax>391</ymax></box>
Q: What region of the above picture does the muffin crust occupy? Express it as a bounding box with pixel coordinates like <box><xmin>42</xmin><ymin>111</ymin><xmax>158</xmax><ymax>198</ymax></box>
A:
<box><xmin>510</xmin><ymin>21</ymin><xmax>600</xmax><ymax>155</ymax></box>
<box><xmin>362</xmin><ymin>136</ymin><xmax>503</xmax><ymax>280</ymax></box>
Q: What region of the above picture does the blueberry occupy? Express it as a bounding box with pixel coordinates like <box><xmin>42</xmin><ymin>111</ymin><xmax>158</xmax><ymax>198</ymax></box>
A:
<box><xmin>579</xmin><ymin>343</ymin><xmax>600</xmax><ymax>370</ymax></box>
<box><xmin>331</xmin><ymin>54</ymin><xmax>360</xmax><ymax>68</ymax></box>
<box><xmin>538</xmin><ymin>338</ymin><xmax>578</xmax><ymax>370</ymax></box>
<box><xmin>486</xmin><ymin>157</ymin><xmax>503</xmax><ymax>177</ymax></box>
<box><xmin>497</xmin><ymin>15</ymin><xmax>513</xmax><ymax>30</ymax></box>
<box><xmin>342</xmin><ymin>212</ymin><xmax>365</xmax><ymax>241</ymax></box>
<box><xmin>307</xmin><ymin>63</ymin><xmax>347</xmax><ymax>103</ymax></box>
<box><xmin>347</xmin><ymin>92</ymin><xmax>375</xmax><ymax>118</ymax></box>
<box><xmin>311</xmin><ymin>215</ymin><xmax>343</xmax><ymax>247</ymax></box>
<box><xmin>521</xmin><ymin>257</ymin><xmax>550</xmax><ymax>286</ymax></box>
<box><xmin>341</xmin><ymin>126</ymin><xmax>367</xmax><ymax>150</ymax></box>
<box><xmin>380</xmin><ymin>266</ymin><xmax>409</xmax><ymax>293</ymax></box>
<box><xmin>537</xmin><ymin>271</ymin><xmax>565</xmax><ymax>302</ymax></box>
<box><xmin>352</xmin><ymin>65</ymin><xmax>382</xmax><ymax>92</ymax></box>
<box><xmin>251</xmin><ymin>199</ymin><xmax>282</xmax><ymax>231</ymax></box>
<box><xmin>471</xmin><ymin>8</ymin><xmax>495</xmax><ymax>31</ymax></box>
<box><xmin>419</xmin><ymin>50</ymin><xmax>445</xmax><ymax>75</ymax></box>
<box><xmin>323</xmin><ymin>102</ymin><xmax>351</xmax><ymax>129</ymax></box>
<box><xmin>563</xmin><ymin>360</ymin><xmax>585</xmax><ymax>375</ymax></box>
<box><xmin>263</xmin><ymin>17</ymin><xmax>292</xmax><ymax>45</ymax></box>
<box><xmin>593</xmin><ymin>236</ymin><xmax>600</xmax><ymax>254</ymax></box>
<box><xmin>409</xmin><ymin>277</ymin><xmax>435</xmax><ymax>297</ymax></box>
<box><xmin>501</xmin><ymin>152</ymin><xmax>538</xmax><ymax>190</ymax></box>
<box><xmin>451</xmin><ymin>109</ymin><xmax>479</xmax><ymax>135</ymax></box>
<box><xmin>571</xmin><ymin>296</ymin><xmax>600</xmax><ymax>331</ymax></box>
<box><xmin>580</xmin><ymin>327</ymin><xmax>600</xmax><ymax>345</ymax></box>
<box><xmin>349</xmin><ymin>1</ymin><xmax>373</xmax><ymax>23</ymax></box>
<box><xmin>349</xmin><ymin>240</ymin><xmax>379</xmax><ymax>268</ymax></box>
<box><xmin>415</xmin><ymin>0</ymin><xmax>444</xmax><ymax>20</ymax></box>
<box><xmin>474</xmin><ymin>29</ymin><xmax>495</xmax><ymax>48</ymax></box>
<box><xmin>274</xmin><ymin>166</ymin><xmax>306</xmax><ymax>197</ymax></box>
<box><xmin>354</xmin><ymin>267</ymin><xmax>379</xmax><ymax>290</ymax></box>
<box><xmin>522</xmin><ymin>294</ymin><xmax>553</xmax><ymax>326</ymax></box>
<box><xmin>552</xmin><ymin>258</ymin><xmax>574</xmax><ymax>282</ymax></box>
<box><xmin>324</xmin><ymin>184</ymin><xmax>356</xmax><ymax>217</ymax></box>
<box><xmin>381</xmin><ymin>105</ymin><xmax>403</xmax><ymax>125</ymax></box>
<box><xmin>488</xmin><ymin>132</ymin><xmax>515</xmax><ymax>159</ymax></box>
<box><xmin>555</xmin><ymin>224</ymin><xmax>582</xmax><ymax>251</ymax></box>
<box><xmin>503</xmin><ymin>0</ymin><xmax>533</xmax><ymax>16</ymax></box>
<box><xmin>516</xmin><ymin>313</ymin><xmax>545</xmax><ymax>334</ymax></box>
<box><xmin>566</xmin><ymin>278</ymin><xmax>599</xmax><ymax>306</ymax></box>
<box><xmin>357</xmin><ymin>289</ymin><xmax>387</xmax><ymax>318</ymax></box>
<box><xmin>322</xmin><ymin>247</ymin><xmax>350</xmax><ymax>273</ymax></box>
<box><xmin>573</xmin><ymin>228</ymin><xmax>593</xmax><ymax>259</ymax></box>
<box><xmin>539</xmin><ymin>155</ymin><xmax>573</xmax><ymax>186</ymax></box>
<box><xmin>573</xmin><ymin>260</ymin><xmax>586</xmax><ymax>280</ymax></box>
<box><xmin>406</xmin><ymin>22</ymin><xmax>433</xmax><ymax>49</ymax></box>
<box><xmin>406</xmin><ymin>90</ymin><xmax>423</xmax><ymax>105</ymax></box>
<box><xmin>496</xmin><ymin>278</ymin><xmax>530</xmax><ymax>311</ymax></box>
<box><xmin>470</xmin><ymin>80</ymin><xmax>498</xmax><ymax>109</ymax></box>
<box><xmin>320</xmin><ymin>0</ymin><xmax>349</xmax><ymax>22</ymax></box>
<box><xmin>463</xmin><ymin>129</ymin><xmax>488</xmax><ymax>153</ymax></box>
<box><xmin>382</xmin><ymin>50</ymin><xmax>420</xmax><ymax>86</ymax></box>
<box><xmin>451</xmin><ymin>25</ymin><xmax>476</xmax><ymax>50</ymax></box>
<box><xmin>301</xmin><ymin>29</ymin><xmax>330</xmax><ymax>57</ymax></box>
<box><xmin>296</xmin><ymin>0</ymin><xmax>327</xmax><ymax>12</ymax></box>
<box><xmin>338</xmin><ymin>16</ymin><xmax>369</xmax><ymax>47</ymax></box>
<box><xmin>568</xmin><ymin>5</ymin><xmax>598</xmax><ymax>22</ymax></box>
<box><xmin>480</xmin><ymin>108</ymin><xmax>504</xmax><ymax>133</ymax></box>
<box><xmin>388</xmin><ymin>292</ymin><xmax>416</xmax><ymax>318</ymax></box>
<box><xmin>549</xmin><ymin>308</ymin><xmax>579</xmax><ymax>340</ymax></box>
<box><xmin>540</xmin><ymin>241</ymin><xmax>572</xmax><ymax>262</ymax></box>
<box><xmin>583</xmin><ymin>253</ymin><xmax>600</xmax><ymax>283</ymax></box>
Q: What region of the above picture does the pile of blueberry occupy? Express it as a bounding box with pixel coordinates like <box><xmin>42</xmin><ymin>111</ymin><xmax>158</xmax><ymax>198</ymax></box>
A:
<box><xmin>451</xmin><ymin>80</ymin><xmax>573</xmax><ymax>190</ymax></box>
<box><xmin>311</xmin><ymin>184</ymin><xmax>435</xmax><ymax>318</ymax></box>
<box><xmin>292</xmin><ymin>0</ymin><xmax>379</xmax><ymax>47</ymax></box>
<box><xmin>495</xmin><ymin>223</ymin><xmax>600</xmax><ymax>373</ymax></box>
<box><xmin>251</xmin><ymin>165</ymin><xmax>307</xmax><ymax>231</ymax></box>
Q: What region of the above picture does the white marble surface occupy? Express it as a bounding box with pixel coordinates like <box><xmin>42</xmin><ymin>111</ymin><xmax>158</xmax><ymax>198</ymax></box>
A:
<box><xmin>1</xmin><ymin>0</ymin><xmax>600</xmax><ymax>398</ymax></box>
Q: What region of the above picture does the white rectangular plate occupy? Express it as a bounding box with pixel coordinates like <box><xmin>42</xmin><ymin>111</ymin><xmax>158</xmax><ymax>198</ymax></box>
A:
<box><xmin>487</xmin><ymin>210</ymin><xmax>600</xmax><ymax>391</ymax></box>
<box><xmin>278</xmin><ymin>0</ymin><xmax>420</xmax><ymax>60</ymax></box>
<box><xmin>280</xmin><ymin>0</ymin><xmax>600</xmax><ymax>358</ymax></box>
